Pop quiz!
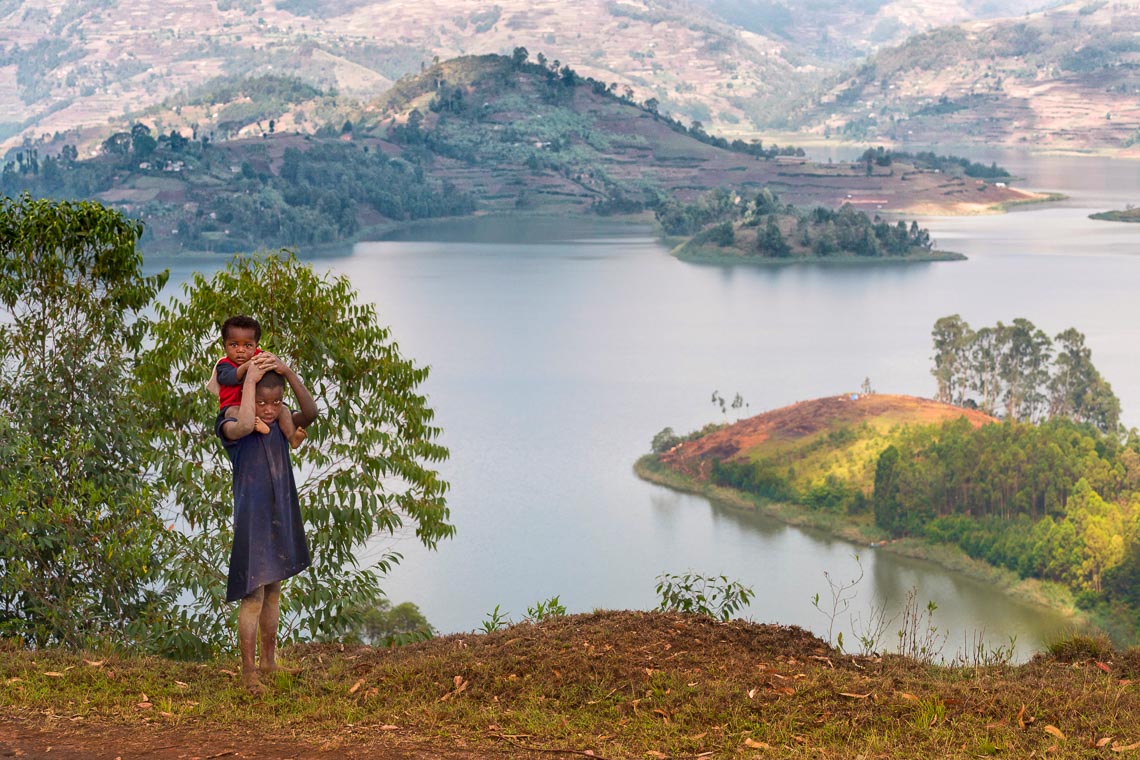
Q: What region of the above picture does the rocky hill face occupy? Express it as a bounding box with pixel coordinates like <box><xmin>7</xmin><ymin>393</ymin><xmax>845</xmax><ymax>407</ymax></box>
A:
<box><xmin>796</xmin><ymin>0</ymin><xmax>1140</xmax><ymax>150</ymax></box>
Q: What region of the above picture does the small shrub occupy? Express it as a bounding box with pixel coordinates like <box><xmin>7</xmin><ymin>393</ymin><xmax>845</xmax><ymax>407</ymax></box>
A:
<box><xmin>525</xmin><ymin>595</ymin><xmax>567</xmax><ymax>622</ymax></box>
<box><xmin>480</xmin><ymin>604</ymin><xmax>510</xmax><ymax>633</ymax></box>
<box><xmin>1046</xmin><ymin>632</ymin><xmax>1113</xmax><ymax>662</ymax></box>
<box><xmin>897</xmin><ymin>587</ymin><xmax>946</xmax><ymax>664</ymax></box>
<box><xmin>655</xmin><ymin>572</ymin><xmax>754</xmax><ymax>621</ymax></box>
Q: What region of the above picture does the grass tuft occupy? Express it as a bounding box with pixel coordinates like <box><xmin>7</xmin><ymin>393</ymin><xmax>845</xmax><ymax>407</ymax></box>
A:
<box><xmin>1044</xmin><ymin>632</ymin><xmax>1114</xmax><ymax>662</ymax></box>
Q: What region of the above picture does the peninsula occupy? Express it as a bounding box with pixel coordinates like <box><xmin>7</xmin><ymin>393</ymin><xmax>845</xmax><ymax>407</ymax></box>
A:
<box><xmin>637</xmin><ymin>390</ymin><xmax>1140</xmax><ymax>643</ymax></box>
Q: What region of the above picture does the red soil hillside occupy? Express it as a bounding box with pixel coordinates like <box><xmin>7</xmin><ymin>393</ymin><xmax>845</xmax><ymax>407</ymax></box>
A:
<box><xmin>661</xmin><ymin>394</ymin><xmax>996</xmax><ymax>482</ymax></box>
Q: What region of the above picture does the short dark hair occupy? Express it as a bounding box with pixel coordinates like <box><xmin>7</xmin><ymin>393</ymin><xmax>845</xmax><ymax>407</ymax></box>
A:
<box><xmin>256</xmin><ymin>370</ymin><xmax>285</xmax><ymax>393</ymax></box>
<box><xmin>221</xmin><ymin>315</ymin><xmax>261</xmax><ymax>343</ymax></box>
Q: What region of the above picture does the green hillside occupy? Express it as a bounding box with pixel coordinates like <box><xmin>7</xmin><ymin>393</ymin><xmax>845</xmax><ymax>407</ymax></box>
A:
<box><xmin>642</xmin><ymin>387</ymin><xmax>1140</xmax><ymax>643</ymax></box>
<box><xmin>652</xmin><ymin>394</ymin><xmax>995</xmax><ymax>510</ymax></box>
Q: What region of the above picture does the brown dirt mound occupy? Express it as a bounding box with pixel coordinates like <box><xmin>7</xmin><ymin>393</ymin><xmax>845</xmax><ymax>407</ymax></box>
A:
<box><xmin>661</xmin><ymin>393</ymin><xmax>995</xmax><ymax>477</ymax></box>
<box><xmin>325</xmin><ymin>610</ymin><xmax>835</xmax><ymax>691</ymax></box>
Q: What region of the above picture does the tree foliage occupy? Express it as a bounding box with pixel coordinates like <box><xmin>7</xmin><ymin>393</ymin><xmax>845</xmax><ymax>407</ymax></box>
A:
<box><xmin>930</xmin><ymin>315</ymin><xmax>1119</xmax><ymax>431</ymax></box>
<box><xmin>2</xmin><ymin>196</ymin><xmax>451</xmax><ymax>653</ymax></box>
<box><xmin>135</xmin><ymin>253</ymin><xmax>453</xmax><ymax>651</ymax></box>
<box><xmin>0</xmin><ymin>195</ymin><xmax>169</xmax><ymax>647</ymax></box>
<box><xmin>872</xmin><ymin>413</ymin><xmax>1140</xmax><ymax>611</ymax></box>
<box><xmin>661</xmin><ymin>187</ymin><xmax>936</xmax><ymax>259</ymax></box>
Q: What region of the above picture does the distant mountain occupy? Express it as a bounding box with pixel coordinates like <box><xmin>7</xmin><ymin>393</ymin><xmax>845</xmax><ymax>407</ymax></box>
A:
<box><xmin>695</xmin><ymin>0</ymin><xmax>1055</xmax><ymax>61</ymax></box>
<box><xmin>0</xmin><ymin>0</ymin><xmax>818</xmax><ymax>156</ymax></box>
<box><xmin>796</xmin><ymin>1</ymin><xmax>1140</xmax><ymax>150</ymax></box>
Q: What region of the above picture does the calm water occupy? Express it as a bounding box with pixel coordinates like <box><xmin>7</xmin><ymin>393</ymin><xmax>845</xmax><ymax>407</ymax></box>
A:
<box><xmin>159</xmin><ymin>154</ymin><xmax>1140</xmax><ymax>659</ymax></box>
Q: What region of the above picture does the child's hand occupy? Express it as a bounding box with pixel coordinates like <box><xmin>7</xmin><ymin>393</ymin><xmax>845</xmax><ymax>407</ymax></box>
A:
<box><xmin>260</xmin><ymin>352</ymin><xmax>290</xmax><ymax>375</ymax></box>
<box><xmin>246</xmin><ymin>356</ymin><xmax>271</xmax><ymax>383</ymax></box>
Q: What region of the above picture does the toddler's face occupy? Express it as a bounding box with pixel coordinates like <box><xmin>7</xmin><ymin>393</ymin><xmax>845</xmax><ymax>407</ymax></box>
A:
<box><xmin>224</xmin><ymin>326</ymin><xmax>258</xmax><ymax>366</ymax></box>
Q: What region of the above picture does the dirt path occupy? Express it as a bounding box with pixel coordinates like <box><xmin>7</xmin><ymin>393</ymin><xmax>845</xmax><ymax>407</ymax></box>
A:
<box><xmin>0</xmin><ymin>715</ymin><xmax>531</xmax><ymax>760</ymax></box>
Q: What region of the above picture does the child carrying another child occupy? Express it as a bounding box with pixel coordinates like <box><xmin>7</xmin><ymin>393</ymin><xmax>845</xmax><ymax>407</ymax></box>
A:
<box><xmin>216</xmin><ymin>350</ymin><xmax>319</xmax><ymax>692</ymax></box>
<box><xmin>208</xmin><ymin>315</ymin><xmax>306</xmax><ymax>446</ymax></box>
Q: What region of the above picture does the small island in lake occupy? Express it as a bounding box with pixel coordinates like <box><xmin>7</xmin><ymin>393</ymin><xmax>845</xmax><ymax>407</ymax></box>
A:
<box><xmin>1089</xmin><ymin>207</ymin><xmax>1140</xmax><ymax>223</ymax></box>
<box><xmin>662</xmin><ymin>189</ymin><xmax>965</xmax><ymax>264</ymax></box>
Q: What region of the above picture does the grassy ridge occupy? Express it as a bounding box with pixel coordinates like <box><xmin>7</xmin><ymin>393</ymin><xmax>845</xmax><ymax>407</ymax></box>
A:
<box><xmin>5</xmin><ymin>613</ymin><xmax>1140</xmax><ymax>758</ymax></box>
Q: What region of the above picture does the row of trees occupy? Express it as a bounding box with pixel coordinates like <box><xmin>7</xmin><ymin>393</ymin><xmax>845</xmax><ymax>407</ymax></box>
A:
<box><xmin>931</xmin><ymin>315</ymin><xmax>1120</xmax><ymax>432</ymax></box>
<box><xmin>1</xmin><ymin>196</ymin><xmax>453</xmax><ymax>653</ymax></box>
<box><xmin>873</xmin><ymin>417</ymin><xmax>1140</xmax><ymax>606</ymax></box>
<box><xmin>860</xmin><ymin>147</ymin><xmax>1011</xmax><ymax>179</ymax></box>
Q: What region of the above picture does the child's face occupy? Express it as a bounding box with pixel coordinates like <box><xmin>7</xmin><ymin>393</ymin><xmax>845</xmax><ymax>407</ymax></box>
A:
<box><xmin>224</xmin><ymin>326</ymin><xmax>258</xmax><ymax>366</ymax></box>
<box><xmin>255</xmin><ymin>385</ymin><xmax>284</xmax><ymax>425</ymax></box>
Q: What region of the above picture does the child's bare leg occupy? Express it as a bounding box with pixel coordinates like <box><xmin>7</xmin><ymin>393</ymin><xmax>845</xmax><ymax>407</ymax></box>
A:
<box><xmin>258</xmin><ymin>581</ymin><xmax>282</xmax><ymax>672</ymax></box>
<box><xmin>278</xmin><ymin>406</ymin><xmax>306</xmax><ymax>448</ymax></box>
<box><xmin>238</xmin><ymin>586</ymin><xmax>265</xmax><ymax>691</ymax></box>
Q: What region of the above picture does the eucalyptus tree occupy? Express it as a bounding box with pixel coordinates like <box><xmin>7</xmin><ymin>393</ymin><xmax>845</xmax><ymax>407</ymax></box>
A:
<box><xmin>930</xmin><ymin>314</ymin><xmax>973</xmax><ymax>405</ymax></box>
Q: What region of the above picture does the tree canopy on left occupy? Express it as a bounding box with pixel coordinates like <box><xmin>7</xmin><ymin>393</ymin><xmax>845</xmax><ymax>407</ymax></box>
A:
<box><xmin>1</xmin><ymin>196</ymin><xmax>452</xmax><ymax>656</ymax></box>
<box><xmin>0</xmin><ymin>194</ymin><xmax>170</xmax><ymax>648</ymax></box>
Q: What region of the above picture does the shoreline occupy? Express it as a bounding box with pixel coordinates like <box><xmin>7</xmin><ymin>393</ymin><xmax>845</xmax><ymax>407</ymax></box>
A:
<box><xmin>633</xmin><ymin>454</ymin><xmax>1098</xmax><ymax>635</ymax></box>
<box><xmin>141</xmin><ymin>209</ymin><xmax>657</xmax><ymax>259</ymax></box>
<box><xmin>672</xmin><ymin>244</ymin><xmax>966</xmax><ymax>266</ymax></box>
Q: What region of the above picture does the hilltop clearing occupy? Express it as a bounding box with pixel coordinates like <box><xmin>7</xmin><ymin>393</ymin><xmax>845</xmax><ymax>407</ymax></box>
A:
<box><xmin>4</xmin><ymin>611</ymin><xmax>1140</xmax><ymax>758</ymax></box>
<box><xmin>657</xmin><ymin>394</ymin><xmax>994</xmax><ymax>486</ymax></box>
<box><xmin>796</xmin><ymin>1</ymin><xmax>1140</xmax><ymax>151</ymax></box>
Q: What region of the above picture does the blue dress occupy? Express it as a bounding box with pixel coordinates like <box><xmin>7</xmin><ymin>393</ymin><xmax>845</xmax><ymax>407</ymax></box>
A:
<box><xmin>216</xmin><ymin>414</ymin><xmax>311</xmax><ymax>602</ymax></box>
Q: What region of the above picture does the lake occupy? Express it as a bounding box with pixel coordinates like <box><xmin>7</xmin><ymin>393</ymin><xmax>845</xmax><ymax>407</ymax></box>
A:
<box><xmin>159</xmin><ymin>153</ymin><xmax>1140</xmax><ymax>659</ymax></box>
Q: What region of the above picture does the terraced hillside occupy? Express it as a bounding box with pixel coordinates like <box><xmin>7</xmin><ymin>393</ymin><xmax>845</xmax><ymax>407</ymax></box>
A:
<box><xmin>0</xmin><ymin>0</ymin><xmax>813</xmax><ymax>155</ymax></box>
<box><xmin>797</xmin><ymin>0</ymin><xmax>1140</xmax><ymax>151</ymax></box>
<box><xmin>2</xmin><ymin>56</ymin><xmax>1049</xmax><ymax>253</ymax></box>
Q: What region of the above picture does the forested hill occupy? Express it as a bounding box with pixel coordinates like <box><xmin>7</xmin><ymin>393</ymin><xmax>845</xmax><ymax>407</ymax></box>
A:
<box><xmin>1</xmin><ymin>54</ymin><xmax>1041</xmax><ymax>253</ymax></box>
<box><xmin>648</xmin><ymin>388</ymin><xmax>1140</xmax><ymax>641</ymax></box>
<box><xmin>795</xmin><ymin>1</ymin><xmax>1140</xmax><ymax>151</ymax></box>
<box><xmin>360</xmin><ymin>55</ymin><xmax>1038</xmax><ymax>214</ymax></box>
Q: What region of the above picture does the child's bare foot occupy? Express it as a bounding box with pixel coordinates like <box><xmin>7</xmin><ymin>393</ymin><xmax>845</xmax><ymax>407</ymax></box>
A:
<box><xmin>254</xmin><ymin>418</ymin><xmax>271</xmax><ymax>434</ymax></box>
<box><xmin>260</xmin><ymin>662</ymin><xmax>302</xmax><ymax>676</ymax></box>
<box><xmin>288</xmin><ymin>427</ymin><xmax>307</xmax><ymax>449</ymax></box>
<box><xmin>241</xmin><ymin>669</ymin><xmax>264</xmax><ymax>694</ymax></box>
